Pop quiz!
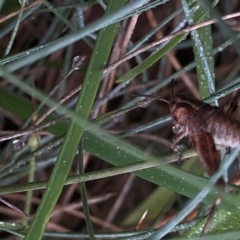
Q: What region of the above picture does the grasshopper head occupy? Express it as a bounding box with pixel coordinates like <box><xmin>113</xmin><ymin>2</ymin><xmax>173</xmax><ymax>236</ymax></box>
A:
<box><xmin>169</xmin><ymin>95</ymin><xmax>197</xmax><ymax>134</ymax></box>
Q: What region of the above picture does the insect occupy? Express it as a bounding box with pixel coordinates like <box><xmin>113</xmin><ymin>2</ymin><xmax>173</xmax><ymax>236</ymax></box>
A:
<box><xmin>167</xmin><ymin>89</ymin><xmax>240</xmax><ymax>234</ymax></box>
<box><xmin>139</xmin><ymin>85</ymin><xmax>240</xmax><ymax>180</ymax></box>
<box><xmin>169</xmin><ymin>92</ymin><xmax>240</xmax><ymax>175</ymax></box>
<box><xmin>138</xmin><ymin>84</ymin><xmax>240</xmax><ymax>235</ymax></box>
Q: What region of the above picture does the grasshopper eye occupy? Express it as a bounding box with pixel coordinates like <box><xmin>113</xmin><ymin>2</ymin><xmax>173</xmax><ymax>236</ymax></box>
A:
<box><xmin>172</xmin><ymin>126</ymin><xmax>179</xmax><ymax>134</ymax></box>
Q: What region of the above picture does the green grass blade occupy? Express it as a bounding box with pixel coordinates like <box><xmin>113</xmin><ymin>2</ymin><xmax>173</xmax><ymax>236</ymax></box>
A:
<box><xmin>116</xmin><ymin>33</ymin><xmax>187</xmax><ymax>83</ymax></box>
<box><xmin>79</xmin><ymin>141</ymin><xmax>95</xmax><ymax>239</ymax></box>
<box><xmin>181</xmin><ymin>0</ymin><xmax>216</xmax><ymax>99</ymax></box>
<box><xmin>1</xmin><ymin>0</ymin><xmax>149</xmax><ymax>74</ymax></box>
<box><xmin>181</xmin><ymin>209</ymin><xmax>240</xmax><ymax>238</ymax></box>
<box><xmin>0</xmin><ymin>130</ymin><xmax>239</xmax><ymax>214</ymax></box>
<box><xmin>25</xmin><ymin>1</ymin><xmax>127</xmax><ymax>239</ymax></box>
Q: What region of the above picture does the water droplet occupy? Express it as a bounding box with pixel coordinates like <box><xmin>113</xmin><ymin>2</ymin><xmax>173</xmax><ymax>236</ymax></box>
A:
<box><xmin>72</xmin><ymin>55</ymin><xmax>86</xmax><ymax>70</ymax></box>
<box><xmin>12</xmin><ymin>139</ymin><xmax>24</xmax><ymax>151</ymax></box>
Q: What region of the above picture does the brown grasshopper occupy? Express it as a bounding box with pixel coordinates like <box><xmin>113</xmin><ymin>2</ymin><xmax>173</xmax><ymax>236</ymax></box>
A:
<box><xmin>168</xmin><ymin>90</ymin><xmax>240</xmax><ymax>234</ymax></box>
<box><xmin>138</xmin><ymin>86</ymin><xmax>240</xmax><ymax>235</ymax></box>
<box><xmin>139</xmin><ymin>87</ymin><xmax>240</xmax><ymax>180</ymax></box>
<box><xmin>168</xmin><ymin>92</ymin><xmax>240</xmax><ymax>178</ymax></box>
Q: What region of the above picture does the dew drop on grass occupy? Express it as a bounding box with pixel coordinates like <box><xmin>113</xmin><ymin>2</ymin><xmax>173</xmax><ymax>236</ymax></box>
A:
<box><xmin>72</xmin><ymin>55</ymin><xmax>86</xmax><ymax>70</ymax></box>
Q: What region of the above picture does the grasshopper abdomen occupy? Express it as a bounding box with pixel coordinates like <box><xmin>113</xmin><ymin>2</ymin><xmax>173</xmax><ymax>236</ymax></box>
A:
<box><xmin>204</xmin><ymin>109</ymin><xmax>240</xmax><ymax>148</ymax></box>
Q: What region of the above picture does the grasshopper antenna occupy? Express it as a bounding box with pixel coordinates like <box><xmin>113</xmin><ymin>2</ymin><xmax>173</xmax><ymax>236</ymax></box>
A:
<box><xmin>133</xmin><ymin>93</ymin><xmax>169</xmax><ymax>104</ymax></box>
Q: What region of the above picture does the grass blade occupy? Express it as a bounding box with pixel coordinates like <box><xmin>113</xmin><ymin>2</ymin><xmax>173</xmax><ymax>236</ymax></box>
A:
<box><xmin>25</xmin><ymin>1</ymin><xmax>127</xmax><ymax>239</ymax></box>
